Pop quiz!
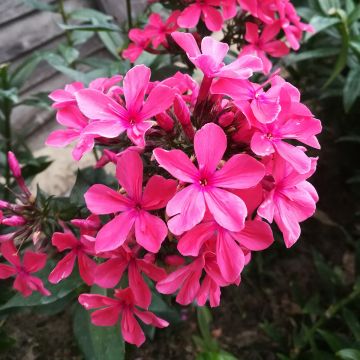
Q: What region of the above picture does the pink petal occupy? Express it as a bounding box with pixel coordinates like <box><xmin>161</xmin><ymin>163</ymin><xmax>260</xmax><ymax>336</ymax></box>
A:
<box><xmin>56</xmin><ymin>106</ymin><xmax>88</xmax><ymax>128</ymax></box>
<box><xmin>45</xmin><ymin>129</ymin><xmax>79</xmax><ymax>147</ymax></box>
<box><xmin>202</xmin><ymin>6</ymin><xmax>223</xmax><ymax>31</ymax></box>
<box><xmin>140</xmin><ymin>85</ymin><xmax>175</xmax><ymax>121</ymax></box>
<box><xmin>91</xmin><ymin>307</ymin><xmax>121</xmax><ymax>326</ymax></box>
<box><xmin>233</xmin><ymin>220</ymin><xmax>274</xmax><ymax>251</ymax></box>
<box><xmin>78</xmin><ymin>252</ymin><xmax>97</xmax><ymax>285</ymax></box>
<box><xmin>194</xmin><ymin>123</ymin><xmax>226</xmax><ymax>177</ymax></box>
<box><xmin>153</xmin><ymin>148</ymin><xmax>198</xmax><ymax>183</ymax></box>
<box><xmin>178</xmin><ymin>222</ymin><xmax>214</xmax><ymax>256</ymax></box>
<box><xmin>85</xmin><ymin>184</ymin><xmax>133</xmax><ymax>214</ymax></box>
<box><xmin>76</xmin><ymin>89</ymin><xmax>127</xmax><ymax>122</ymax></box>
<box><xmin>95</xmin><ymin>258</ymin><xmax>127</xmax><ymax>288</ymax></box>
<box><xmin>134</xmin><ymin>309</ymin><xmax>169</xmax><ymax>328</ymax></box>
<box><xmin>95</xmin><ymin>212</ymin><xmax>136</xmax><ymax>253</ymax></box>
<box><xmin>135</xmin><ymin>211</ymin><xmax>168</xmax><ymax>253</ymax></box>
<box><xmin>177</xmin><ymin>5</ymin><xmax>202</xmax><ymax>29</ymax></box>
<box><xmin>13</xmin><ymin>275</ymin><xmax>32</xmax><ymax>297</ymax></box>
<box><xmin>216</xmin><ymin>230</ymin><xmax>245</xmax><ymax>282</ymax></box>
<box><xmin>123</xmin><ymin>65</ymin><xmax>150</xmax><ymax>113</ymax></box>
<box><xmin>204</xmin><ymin>187</ymin><xmax>247</xmax><ymax>232</ymax></box>
<box><xmin>26</xmin><ymin>275</ymin><xmax>51</xmax><ymax>296</ymax></box>
<box><xmin>78</xmin><ymin>293</ymin><xmax>118</xmax><ymax>309</ymax></box>
<box><xmin>201</xmin><ymin>37</ymin><xmax>229</xmax><ymax>65</ymax></box>
<box><xmin>217</xmin><ymin>55</ymin><xmax>263</xmax><ymax>79</ymax></box>
<box><xmin>23</xmin><ymin>252</ymin><xmax>47</xmax><ymax>273</ymax></box>
<box><xmin>197</xmin><ymin>275</ymin><xmax>221</xmax><ymax>307</ymax></box>
<box><xmin>48</xmin><ymin>251</ymin><xmax>77</xmax><ymax>284</ymax></box>
<box><xmin>136</xmin><ymin>259</ymin><xmax>167</xmax><ymax>282</ymax></box>
<box><xmin>171</xmin><ymin>31</ymin><xmax>201</xmax><ymax>57</ymax></box>
<box><xmin>83</xmin><ymin>120</ymin><xmax>125</xmax><ymax>138</ymax></box>
<box><xmin>176</xmin><ymin>262</ymin><xmax>203</xmax><ymax>305</ymax></box>
<box><xmin>250</xmin><ymin>132</ymin><xmax>275</xmax><ymax>156</ymax></box>
<box><xmin>245</xmin><ymin>22</ymin><xmax>259</xmax><ymax>43</ymax></box>
<box><xmin>51</xmin><ymin>232</ymin><xmax>78</xmax><ymax>252</ymax></box>
<box><xmin>167</xmin><ymin>185</ymin><xmax>206</xmax><ymax>235</ymax></box>
<box><xmin>212</xmin><ymin>154</ymin><xmax>265</xmax><ymax>189</ymax></box>
<box><xmin>128</xmin><ymin>262</ymin><xmax>151</xmax><ymax>309</ymax></box>
<box><xmin>251</xmin><ymin>95</ymin><xmax>281</xmax><ymax>124</ymax></box>
<box><xmin>126</xmin><ymin>120</ymin><xmax>154</xmax><ymax>148</ymax></box>
<box><xmin>0</xmin><ymin>264</ymin><xmax>16</xmax><ymax>279</ymax></box>
<box><xmin>121</xmin><ymin>309</ymin><xmax>146</xmax><ymax>347</ymax></box>
<box><xmin>1</xmin><ymin>241</ymin><xmax>21</xmax><ymax>267</ymax></box>
<box><xmin>72</xmin><ymin>135</ymin><xmax>95</xmax><ymax>161</ymax></box>
<box><xmin>232</xmin><ymin>183</ymin><xmax>263</xmax><ymax>216</ymax></box>
<box><xmin>141</xmin><ymin>175</ymin><xmax>177</xmax><ymax>210</ymax></box>
<box><xmin>156</xmin><ymin>265</ymin><xmax>192</xmax><ymax>294</ymax></box>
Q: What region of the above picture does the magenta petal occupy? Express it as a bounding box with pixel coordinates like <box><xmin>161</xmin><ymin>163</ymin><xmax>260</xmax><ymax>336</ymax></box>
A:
<box><xmin>134</xmin><ymin>309</ymin><xmax>169</xmax><ymax>328</ymax></box>
<box><xmin>78</xmin><ymin>252</ymin><xmax>97</xmax><ymax>285</ymax></box>
<box><xmin>48</xmin><ymin>251</ymin><xmax>77</xmax><ymax>284</ymax></box>
<box><xmin>212</xmin><ymin>154</ymin><xmax>265</xmax><ymax>189</ymax></box>
<box><xmin>204</xmin><ymin>188</ymin><xmax>247</xmax><ymax>232</ymax></box>
<box><xmin>1</xmin><ymin>241</ymin><xmax>21</xmax><ymax>267</ymax></box>
<box><xmin>95</xmin><ymin>258</ymin><xmax>127</xmax><ymax>288</ymax></box>
<box><xmin>167</xmin><ymin>185</ymin><xmax>206</xmax><ymax>235</ymax></box>
<box><xmin>201</xmin><ymin>37</ymin><xmax>229</xmax><ymax>65</ymax></box>
<box><xmin>83</xmin><ymin>120</ymin><xmax>125</xmax><ymax>138</ymax></box>
<box><xmin>177</xmin><ymin>5</ymin><xmax>202</xmax><ymax>29</ymax></box>
<box><xmin>95</xmin><ymin>212</ymin><xmax>135</xmax><ymax>253</ymax></box>
<box><xmin>202</xmin><ymin>6</ymin><xmax>223</xmax><ymax>32</ymax></box>
<box><xmin>250</xmin><ymin>132</ymin><xmax>275</xmax><ymax>156</ymax></box>
<box><xmin>194</xmin><ymin>123</ymin><xmax>226</xmax><ymax>177</ymax></box>
<box><xmin>116</xmin><ymin>151</ymin><xmax>143</xmax><ymax>203</ymax></box>
<box><xmin>91</xmin><ymin>307</ymin><xmax>121</xmax><ymax>326</ymax></box>
<box><xmin>134</xmin><ymin>211</ymin><xmax>168</xmax><ymax>253</ymax></box>
<box><xmin>45</xmin><ymin>129</ymin><xmax>79</xmax><ymax>147</ymax></box>
<box><xmin>233</xmin><ymin>220</ymin><xmax>274</xmax><ymax>251</ymax></box>
<box><xmin>121</xmin><ymin>309</ymin><xmax>145</xmax><ymax>347</ymax></box>
<box><xmin>23</xmin><ymin>252</ymin><xmax>47</xmax><ymax>273</ymax></box>
<box><xmin>153</xmin><ymin>148</ymin><xmax>199</xmax><ymax>183</ymax></box>
<box><xmin>171</xmin><ymin>31</ymin><xmax>201</xmax><ymax>58</ymax></box>
<box><xmin>51</xmin><ymin>232</ymin><xmax>78</xmax><ymax>252</ymax></box>
<box><xmin>217</xmin><ymin>230</ymin><xmax>245</xmax><ymax>282</ymax></box>
<box><xmin>123</xmin><ymin>65</ymin><xmax>150</xmax><ymax>113</ymax></box>
<box><xmin>0</xmin><ymin>264</ymin><xmax>16</xmax><ymax>279</ymax></box>
<box><xmin>79</xmin><ymin>293</ymin><xmax>118</xmax><ymax>309</ymax></box>
<box><xmin>128</xmin><ymin>262</ymin><xmax>151</xmax><ymax>309</ymax></box>
<box><xmin>85</xmin><ymin>184</ymin><xmax>133</xmax><ymax>214</ymax></box>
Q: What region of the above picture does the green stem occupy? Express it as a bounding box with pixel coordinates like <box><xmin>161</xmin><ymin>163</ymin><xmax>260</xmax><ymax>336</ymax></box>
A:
<box><xmin>292</xmin><ymin>285</ymin><xmax>360</xmax><ymax>358</ymax></box>
<box><xmin>58</xmin><ymin>0</ymin><xmax>74</xmax><ymax>48</ymax></box>
<box><xmin>126</xmin><ymin>0</ymin><xmax>133</xmax><ymax>29</ymax></box>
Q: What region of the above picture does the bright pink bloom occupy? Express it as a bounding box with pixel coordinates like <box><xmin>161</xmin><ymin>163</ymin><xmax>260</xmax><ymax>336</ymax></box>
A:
<box><xmin>79</xmin><ymin>287</ymin><xmax>169</xmax><ymax>347</ymax></box>
<box><xmin>95</xmin><ymin>246</ymin><xmax>166</xmax><ymax>309</ymax></box>
<box><xmin>172</xmin><ymin>32</ymin><xmax>263</xmax><ymax>80</ymax></box>
<box><xmin>258</xmin><ymin>156</ymin><xmax>319</xmax><ymax>248</ymax></box>
<box><xmin>153</xmin><ymin>123</ymin><xmax>265</xmax><ymax>235</ymax></box>
<box><xmin>123</xmin><ymin>29</ymin><xmax>151</xmax><ymax>62</ymax></box>
<box><xmin>49</xmin><ymin>81</ymin><xmax>84</xmax><ymax>109</ymax></box>
<box><xmin>145</xmin><ymin>11</ymin><xmax>180</xmax><ymax>48</ymax></box>
<box><xmin>177</xmin><ymin>0</ymin><xmax>223</xmax><ymax>32</ymax></box>
<box><xmin>242</xmin><ymin>22</ymin><xmax>289</xmax><ymax>74</ymax></box>
<box><xmin>85</xmin><ymin>151</ymin><xmax>177</xmax><ymax>253</ymax></box>
<box><xmin>76</xmin><ymin>65</ymin><xmax>175</xmax><ymax>147</ymax></box>
<box><xmin>0</xmin><ymin>241</ymin><xmax>50</xmax><ymax>297</ymax></box>
<box><xmin>49</xmin><ymin>231</ymin><xmax>97</xmax><ymax>285</ymax></box>
<box><xmin>156</xmin><ymin>249</ymin><xmax>230</xmax><ymax>307</ymax></box>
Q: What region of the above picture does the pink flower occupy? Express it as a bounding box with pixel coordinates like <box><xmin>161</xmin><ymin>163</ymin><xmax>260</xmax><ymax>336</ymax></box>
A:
<box><xmin>79</xmin><ymin>287</ymin><xmax>169</xmax><ymax>347</ymax></box>
<box><xmin>95</xmin><ymin>245</ymin><xmax>166</xmax><ymax>309</ymax></box>
<box><xmin>177</xmin><ymin>0</ymin><xmax>223</xmax><ymax>32</ymax></box>
<box><xmin>178</xmin><ymin>215</ymin><xmax>274</xmax><ymax>282</ymax></box>
<box><xmin>0</xmin><ymin>241</ymin><xmax>50</xmax><ymax>297</ymax></box>
<box><xmin>153</xmin><ymin>123</ymin><xmax>265</xmax><ymax>235</ymax></box>
<box><xmin>48</xmin><ymin>231</ymin><xmax>97</xmax><ymax>285</ymax></box>
<box><xmin>145</xmin><ymin>11</ymin><xmax>180</xmax><ymax>48</ymax></box>
<box><xmin>85</xmin><ymin>151</ymin><xmax>177</xmax><ymax>253</ymax></box>
<box><xmin>123</xmin><ymin>29</ymin><xmax>151</xmax><ymax>62</ymax></box>
<box><xmin>49</xmin><ymin>81</ymin><xmax>84</xmax><ymax>109</ymax></box>
<box><xmin>156</xmin><ymin>249</ymin><xmax>230</xmax><ymax>307</ymax></box>
<box><xmin>75</xmin><ymin>65</ymin><xmax>175</xmax><ymax>147</ymax></box>
<box><xmin>242</xmin><ymin>22</ymin><xmax>289</xmax><ymax>74</ymax></box>
<box><xmin>172</xmin><ymin>32</ymin><xmax>263</xmax><ymax>80</ymax></box>
<box><xmin>258</xmin><ymin>156</ymin><xmax>319</xmax><ymax>247</ymax></box>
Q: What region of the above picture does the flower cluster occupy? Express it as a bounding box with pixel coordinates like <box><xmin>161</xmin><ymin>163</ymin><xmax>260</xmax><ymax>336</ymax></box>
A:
<box><xmin>123</xmin><ymin>0</ymin><xmax>313</xmax><ymax>72</ymax></box>
<box><xmin>0</xmin><ymin>0</ymin><xmax>321</xmax><ymax>349</ymax></box>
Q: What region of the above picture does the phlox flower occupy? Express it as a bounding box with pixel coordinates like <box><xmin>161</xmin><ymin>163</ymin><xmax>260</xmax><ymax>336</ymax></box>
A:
<box><xmin>172</xmin><ymin>32</ymin><xmax>263</xmax><ymax>80</ymax></box>
<box><xmin>95</xmin><ymin>245</ymin><xmax>166</xmax><ymax>309</ymax></box>
<box><xmin>178</xmin><ymin>214</ymin><xmax>274</xmax><ymax>282</ymax></box>
<box><xmin>153</xmin><ymin>123</ymin><xmax>265</xmax><ymax>235</ymax></box>
<box><xmin>242</xmin><ymin>22</ymin><xmax>289</xmax><ymax>74</ymax></box>
<box><xmin>79</xmin><ymin>287</ymin><xmax>169</xmax><ymax>347</ymax></box>
<box><xmin>75</xmin><ymin>65</ymin><xmax>175</xmax><ymax>148</ymax></box>
<box><xmin>123</xmin><ymin>29</ymin><xmax>151</xmax><ymax>63</ymax></box>
<box><xmin>85</xmin><ymin>150</ymin><xmax>177</xmax><ymax>253</ymax></box>
<box><xmin>48</xmin><ymin>231</ymin><xmax>97</xmax><ymax>285</ymax></box>
<box><xmin>177</xmin><ymin>0</ymin><xmax>223</xmax><ymax>32</ymax></box>
<box><xmin>258</xmin><ymin>156</ymin><xmax>319</xmax><ymax>247</ymax></box>
<box><xmin>0</xmin><ymin>241</ymin><xmax>50</xmax><ymax>297</ymax></box>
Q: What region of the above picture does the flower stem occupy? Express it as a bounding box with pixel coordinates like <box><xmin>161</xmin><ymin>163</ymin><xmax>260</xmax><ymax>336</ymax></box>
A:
<box><xmin>126</xmin><ymin>0</ymin><xmax>133</xmax><ymax>30</ymax></box>
<box><xmin>58</xmin><ymin>0</ymin><xmax>74</xmax><ymax>49</ymax></box>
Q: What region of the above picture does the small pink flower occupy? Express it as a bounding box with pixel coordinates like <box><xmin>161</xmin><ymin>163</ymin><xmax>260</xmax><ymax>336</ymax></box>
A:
<box><xmin>85</xmin><ymin>151</ymin><xmax>177</xmax><ymax>253</ymax></box>
<box><xmin>242</xmin><ymin>22</ymin><xmax>289</xmax><ymax>74</ymax></box>
<box><xmin>154</xmin><ymin>123</ymin><xmax>265</xmax><ymax>235</ymax></box>
<box><xmin>76</xmin><ymin>65</ymin><xmax>175</xmax><ymax>147</ymax></box>
<box><xmin>0</xmin><ymin>241</ymin><xmax>50</xmax><ymax>297</ymax></box>
<box><xmin>177</xmin><ymin>0</ymin><xmax>223</xmax><ymax>32</ymax></box>
<box><xmin>172</xmin><ymin>32</ymin><xmax>263</xmax><ymax>80</ymax></box>
<box><xmin>123</xmin><ymin>29</ymin><xmax>151</xmax><ymax>62</ymax></box>
<box><xmin>49</xmin><ymin>231</ymin><xmax>97</xmax><ymax>285</ymax></box>
<box><xmin>79</xmin><ymin>288</ymin><xmax>169</xmax><ymax>347</ymax></box>
<box><xmin>258</xmin><ymin>156</ymin><xmax>319</xmax><ymax>247</ymax></box>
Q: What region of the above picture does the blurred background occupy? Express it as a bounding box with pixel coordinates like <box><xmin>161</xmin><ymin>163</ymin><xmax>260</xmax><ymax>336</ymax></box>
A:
<box><xmin>0</xmin><ymin>0</ymin><xmax>360</xmax><ymax>359</ymax></box>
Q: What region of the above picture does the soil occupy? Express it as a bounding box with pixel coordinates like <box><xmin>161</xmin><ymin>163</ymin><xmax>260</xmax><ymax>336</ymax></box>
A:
<box><xmin>1</xmin><ymin>130</ymin><xmax>357</xmax><ymax>360</ymax></box>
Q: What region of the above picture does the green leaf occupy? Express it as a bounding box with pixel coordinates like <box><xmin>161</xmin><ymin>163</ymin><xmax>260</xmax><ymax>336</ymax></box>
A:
<box><xmin>317</xmin><ymin>0</ymin><xmax>341</xmax><ymax>14</ymax></box>
<box><xmin>197</xmin><ymin>307</ymin><xmax>218</xmax><ymax>352</ymax></box>
<box><xmin>58</xmin><ymin>45</ymin><xmax>80</xmax><ymax>66</ymax></box>
<box><xmin>348</xmin><ymin>5</ymin><xmax>360</xmax><ymax>25</ymax></box>
<box><xmin>58</xmin><ymin>23</ymin><xmax>120</xmax><ymax>32</ymax></box>
<box><xmin>343</xmin><ymin>309</ymin><xmax>360</xmax><ymax>341</ymax></box>
<box><xmin>22</xmin><ymin>0</ymin><xmax>56</xmax><ymax>12</ymax></box>
<box><xmin>20</xmin><ymin>92</ymin><xmax>53</xmax><ymax>110</ymax></box>
<box><xmin>306</xmin><ymin>16</ymin><xmax>341</xmax><ymax>40</ymax></box>
<box><xmin>337</xmin><ymin>349</ymin><xmax>360</xmax><ymax>360</ymax></box>
<box><xmin>10</xmin><ymin>54</ymin><xmax>42</xmax><ymax>88</ymax></box>
<box><xmin>343</xmin><ymin>66</ymin><xmax>360</xmax><ymax>112</ymax></box>
<box><xmin>70</xmin><ymin>8</ymin><xmax>113</xmax><ymax>22</ymax></box>
<box><xmin>285</xmin><ymin>48</ymin><xmax>339</xmax><ymax>63</ymax></box>
<box><xmin>318</xmin><ymin>329</ymin><xmax>349</xmax><ymax>352</ymax></box>
<box><xmin>73</xmin><ymin>287</ymin><xmax>125</xmax><ymax>360</ymax></box>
